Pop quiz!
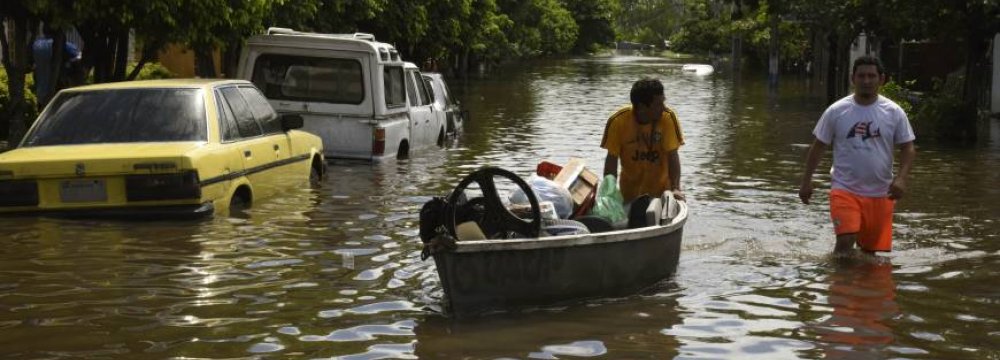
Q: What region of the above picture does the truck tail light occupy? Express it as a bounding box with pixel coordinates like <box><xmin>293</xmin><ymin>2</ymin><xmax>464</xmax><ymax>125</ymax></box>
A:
<box><xmin>372</xmin><ymin>128</ymin><xmax>386</xmax><ymax>156</ymax></box>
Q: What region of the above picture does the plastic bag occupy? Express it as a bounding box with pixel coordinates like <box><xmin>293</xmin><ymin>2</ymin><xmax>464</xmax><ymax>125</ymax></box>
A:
<box><xmin>588</xmin><ymin>174</ymin><xmax>626</xmax><ymax>224</ymax></box>
<box><xmin>509</xmin><ymin>175</ymin><xmax>574</xmax><ymax>219</ymax></box>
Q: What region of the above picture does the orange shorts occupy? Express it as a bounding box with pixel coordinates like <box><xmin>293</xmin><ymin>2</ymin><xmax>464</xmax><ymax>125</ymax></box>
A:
<box><xmin>829</xmin><ymin>189</ymin><xmax>895</xmax><ymax>252</ymax></box>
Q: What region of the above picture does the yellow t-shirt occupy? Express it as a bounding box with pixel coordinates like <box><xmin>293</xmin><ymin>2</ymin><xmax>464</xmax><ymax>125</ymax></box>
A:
<box><xmin>600</xmin><ymin>106</ymin><xmax>684</xmax><ymax>202</ymax></box>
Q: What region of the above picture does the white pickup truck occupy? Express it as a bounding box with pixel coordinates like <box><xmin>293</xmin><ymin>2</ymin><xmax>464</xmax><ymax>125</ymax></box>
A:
<box><xmin>237</xmin><ymin>28</ymin><xmax>447</xmax><ymax>161</ymax></box>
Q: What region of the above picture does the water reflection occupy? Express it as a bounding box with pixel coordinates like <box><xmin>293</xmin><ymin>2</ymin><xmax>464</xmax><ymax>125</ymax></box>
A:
<box><xmin>812</xmin><ymin>257</ymin><xmax>898</xmax><ymax>358</ymax></box>
<box><xmin>414</xmin><ymin>294</ymin><xmax>683</xmax><ymax>359</ymax></box>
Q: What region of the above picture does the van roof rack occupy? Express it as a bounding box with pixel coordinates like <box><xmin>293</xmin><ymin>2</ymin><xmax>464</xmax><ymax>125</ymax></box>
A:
<box><xmin>266</xmin><ymin>27</ymin><xmax>376</xmax><ymax>42</ymax></box>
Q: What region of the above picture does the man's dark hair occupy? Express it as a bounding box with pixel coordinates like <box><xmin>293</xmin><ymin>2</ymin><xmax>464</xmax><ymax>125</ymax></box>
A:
<box><xmin>852</xmin><ymin>55</ymin><xmax>884</xmax><ymax>75</ymax></box>
<box><xmin>630</xmin><ymin>78</ymin><xmax>664</xmax><ymax>107</ymax></box>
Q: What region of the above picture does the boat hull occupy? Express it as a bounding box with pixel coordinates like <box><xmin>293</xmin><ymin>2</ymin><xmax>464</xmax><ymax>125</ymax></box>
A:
<box><xmin>433</xmin><ymin>202</ymin><xmax>687</xmax><ymax>316</ymax></box>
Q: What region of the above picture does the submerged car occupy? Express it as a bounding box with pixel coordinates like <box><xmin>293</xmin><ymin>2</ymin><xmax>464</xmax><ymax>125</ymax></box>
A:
<box><xmin>0</xmin><ymin>79</ymin><xmax>326</xmax><ymax>218</ymax></box>
<box><xmin>421</xmin><ymin>72</ymin><xmax>467</xmax><ymax>136</ymax></box>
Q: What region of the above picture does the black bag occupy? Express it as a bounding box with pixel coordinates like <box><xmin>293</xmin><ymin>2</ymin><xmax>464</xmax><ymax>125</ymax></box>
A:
<box><xmin>419</xmin><ymin>197</ymin><xmax>449</xmax><ymax>244</ymax></box>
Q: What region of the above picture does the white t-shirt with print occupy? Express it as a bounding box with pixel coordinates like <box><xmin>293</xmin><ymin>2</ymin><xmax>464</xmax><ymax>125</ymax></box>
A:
<box><xmin>813</xmin><ymin>94</ymin><xmax>915</xmax><ymax>197</ymax></box>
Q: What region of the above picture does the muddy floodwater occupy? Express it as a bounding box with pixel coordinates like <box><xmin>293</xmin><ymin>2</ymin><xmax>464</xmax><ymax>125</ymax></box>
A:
<box><xmin>2</xmin><ymin>56</ymin><xmax>998</xmax><ymax>359</ymax></box>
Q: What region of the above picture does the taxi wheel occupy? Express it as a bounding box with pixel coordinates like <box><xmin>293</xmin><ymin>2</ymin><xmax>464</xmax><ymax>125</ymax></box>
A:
<box><xmin>309</xmin><ymin>166</ymin><xmax>321</xmax><ymax>187</ymax></box>
<box><xmin>229</xmin><ymin>190</ymin><xmax>251</xmax><ymax>217</ymax></box>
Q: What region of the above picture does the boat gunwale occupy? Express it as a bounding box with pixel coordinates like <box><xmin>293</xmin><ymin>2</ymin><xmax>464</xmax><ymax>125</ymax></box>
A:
<box><xmin>449</xmin><ymin>201</ymin><xmax>688</xmax><ymax>253</ymax></box>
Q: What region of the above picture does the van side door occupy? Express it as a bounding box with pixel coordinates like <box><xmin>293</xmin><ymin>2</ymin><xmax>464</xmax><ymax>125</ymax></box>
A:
<box><xmin>404</xmin><ymin>68</ymin><xmax>435</xmax><ymax>147</ymax></box>
<box><xmin>421</xmin><ymin>75</ymin><xmax>448</xmax><ymax>139</ymax></box>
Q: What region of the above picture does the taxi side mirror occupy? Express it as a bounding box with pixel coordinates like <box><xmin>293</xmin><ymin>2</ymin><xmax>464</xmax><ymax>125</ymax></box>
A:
<box><xmin>281</xmin><ymin>114</ymin><xmax>304</xmax><ymax>131</ymax></box>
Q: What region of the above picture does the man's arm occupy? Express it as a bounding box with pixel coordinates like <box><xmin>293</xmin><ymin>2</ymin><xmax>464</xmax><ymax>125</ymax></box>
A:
<box><xmin>799</xmin><ymin>138</ymin><xmax>827</xmax><ymax>204</ymax></box>
<box><xmin>889</xmin><ymin>141</ymin><xmax>916</xmax><ymax>199</ymax></box>
<box><xmin>667</xmin><ymin>150</ymin><xmax>684</xmax><ymax>201</ymax></box>
<box><xmin>603</xmin><ymin>153</ymin><xmax>618</xmax><ymax>177</ymax></box>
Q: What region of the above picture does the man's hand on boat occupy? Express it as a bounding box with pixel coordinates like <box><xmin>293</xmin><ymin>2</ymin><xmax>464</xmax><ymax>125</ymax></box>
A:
<box><xmin>672</xmin><ymin>189</ymin><xmax>686</xmax><ymax>202</ymax></box>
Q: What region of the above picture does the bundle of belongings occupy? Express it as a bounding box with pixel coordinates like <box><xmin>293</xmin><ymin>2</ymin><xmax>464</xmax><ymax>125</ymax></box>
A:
<box><xmin>419</xmin><ymin>158</ymin><xmax>680</xmax><ymax>246</ymax></box>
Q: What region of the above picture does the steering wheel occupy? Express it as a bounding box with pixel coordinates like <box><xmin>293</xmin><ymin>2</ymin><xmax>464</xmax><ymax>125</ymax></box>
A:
<box><xmin>446</xmin><ymin>167</ymin><xmax>541</xmax><ymax>239</ymax></box>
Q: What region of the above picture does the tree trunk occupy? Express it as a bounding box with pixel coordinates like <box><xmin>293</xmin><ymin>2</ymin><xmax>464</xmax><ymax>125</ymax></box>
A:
<box><xmin>731</xmin><ymin>0</ymin><xmax>742</xmax><ymax>73</ymax></box>
<box><xmin>810</xmin><ymin>30</ymin><xmax>828</xmax><ymax>94</ymax></box>
<box><xmin>39</xmin><ymin>31</ymin><xmax>67</xmax><ymax>109</ymax></box>
<box><xmin>194</xmin><ymin>47</ymin><xmax>217</xmax><ymax>78</ymax></box>
<box><xmin>112</xmin><ymin>31</ymin><xmax>128</xmax><ymax>81</ymax></box>
<box><xmin>958</xmin><ymin>32</ymin><xmax>988</xmax><ymax>142</ymax></box>
<box><xmin>80</xmin><ymin>24</ymin><xmax>113</xmax><ymax>83</ymax></box>
<box><xmin>825</xmin><ymin>33</ymin><xmax>838</xmax><ymax>105</ymax></box>
<box><xmin>221</xmin><ymin>42</ymin><xmax>242</xmax><ymax>78</ymax></box>
<box><xmin>3</xmin><ymin>18</ymin><xmax>31</xmax><ymax>146</ymax></box>
<box><xmin>831</xmin><ymin>34</ymin><xmax>852</xmax><ymax>101</ymax></box>
<box><xmin>460</xmin><ymin>49</ymin><xmax>470</xmax><ymax>81</ymax></box>
<box><xmin>127</xmin><ymin>51</ymin><xmax>151</xmax><ymax>81</ymax></box>
<box><xmin>767</xmin><ymin>17</ymin><xmax>780</xmax><ymax>88</ymax></box>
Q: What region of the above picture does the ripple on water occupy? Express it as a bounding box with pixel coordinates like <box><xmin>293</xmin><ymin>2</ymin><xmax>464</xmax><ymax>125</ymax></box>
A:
<box><xmin>336</xmin><ymin>341</ymin><xmax>417</xmax><ymax>360</ymax></box>
<box><xmin>300</xmin><ymin>320</ymin><xmax>415</xmax><ymax>342</ymax></box>
<box><xmin>247</xmin><ymin>342</ymin><xmax>284</xmax><ymax>353</ymax></box>
<box><xmin>245</xmin><ymin>258</ymin><xmax>303</xmax><ymax>269</ymax></box>
<box><xmin>354</xmin><ymin>267</ymin><xmax>384</xmax><ymax>281</ymax></box>
<box><xmin>533</xmin><ymin>340</ymin><xmax>607</xmax><ymax>358</ymax></box>
<box><xmin>364</xmin><ymin>234</ymin><xmax>393</xmax><ymax>242</ymax></box>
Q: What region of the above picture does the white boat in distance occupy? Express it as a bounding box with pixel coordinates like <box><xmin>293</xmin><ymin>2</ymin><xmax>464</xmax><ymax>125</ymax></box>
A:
<box><xmin>681</xmin><ymin>64</ymin><xmax>714</xmax><ymax>76</ymax></box>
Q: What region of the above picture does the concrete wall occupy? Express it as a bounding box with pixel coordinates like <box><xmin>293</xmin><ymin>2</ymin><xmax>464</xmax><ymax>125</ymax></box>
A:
<box><xmin>156</xmin><ymin>43</ymin><xmax>221</xmax><ymax>78</ymax></box>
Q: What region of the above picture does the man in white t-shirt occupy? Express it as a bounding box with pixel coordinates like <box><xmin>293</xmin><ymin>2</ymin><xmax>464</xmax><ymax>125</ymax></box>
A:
<box><xmin>799</xmin><ymin>55</ymin><xmax>917</xmax><ymax>255</ymax></box>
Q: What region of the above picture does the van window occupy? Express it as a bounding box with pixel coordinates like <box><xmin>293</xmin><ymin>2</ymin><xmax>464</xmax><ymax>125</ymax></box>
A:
<box><xmin>384</xmin><ymin>66</ymin><xmax>405</xmax><ymax>108</ymax></box>
<box><xmin>422</xmin><ymin>77</ymin><xmax>436</xmax><ymax>104</ymax></box>
<box><xmin>404</xmin><ymin>71</ymin><xmax>420</xmax><ymax>106</ymax></box>
<box><xmin>414</xmin><ymin>72</ymin><xmax>433</xmax><ymax>106</ymax></box>
<box><xmin>251</xmin><ymin>54</ymin><xmax>364</xmax><ymax>104</ymax></box>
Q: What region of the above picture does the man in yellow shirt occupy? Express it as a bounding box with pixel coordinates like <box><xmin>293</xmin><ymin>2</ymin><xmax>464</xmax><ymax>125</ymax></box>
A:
<box><xmin>600</xmin><ymin>78</ymin><xmax>685</xmax><ymax>203</ymax></box>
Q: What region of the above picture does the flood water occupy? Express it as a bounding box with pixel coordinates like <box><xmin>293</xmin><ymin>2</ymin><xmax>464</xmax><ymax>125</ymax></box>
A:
<box><xmin>2</xmin><ymin>56</ymin><xmax>998</xmax><ymax>359</ymax></box>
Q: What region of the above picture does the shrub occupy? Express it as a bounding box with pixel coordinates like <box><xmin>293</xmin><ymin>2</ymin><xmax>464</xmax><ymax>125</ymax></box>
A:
<box><xmin>880</xmin><ymin>79</ymin><xmax>914</xmax><ymax>114</ymax></box>
<box><xmin>0</xmin><ymin>69</ymin><xmax>40</xmax><ymax>141</ymax></box>
<box><xmin>910</xmin><ymin>76</ymin><xmax>966</xmax><ymax>141</ymax></box>
<box><xmin>128</xmin><ymin>62</ymin><xmax>176</xmax><ymax>80</ymax></box>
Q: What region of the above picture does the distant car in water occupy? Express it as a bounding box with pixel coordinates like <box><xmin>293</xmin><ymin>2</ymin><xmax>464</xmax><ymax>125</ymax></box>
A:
<box><xmin>0</xmin><ymin>79</ymin><xmax>326</xmax><ymax>218</ymax></box>
<box><xmin>422</xmin><ymin>72</ymin><xmax>467</xmax><ymax>136</ymax></box>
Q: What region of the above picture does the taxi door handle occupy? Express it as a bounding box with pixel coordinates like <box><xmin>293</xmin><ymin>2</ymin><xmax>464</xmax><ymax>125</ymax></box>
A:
<box><xmin>273</xmin><ymin>144</ymin><xmax>280</xmax><ymax>151</ymax></box>
<box><xmin>244</xmin><ymin>150</ymin><xmax>252</xmax><ymax>158</ymax></box>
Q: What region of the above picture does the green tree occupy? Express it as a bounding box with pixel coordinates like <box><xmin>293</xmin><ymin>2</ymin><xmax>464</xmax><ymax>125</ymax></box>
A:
<box><xmin>563</xmin><ymin>0</ymin><xmax>617</xmax><ymax>54</ymax></box>
<box><xmin>0</xmin><ymin>1</ymin><xmax>37</xmax><ymax>145</ymax></box>
<box><xmin>872</xmin><ymin>0</ymin><xmax>1000</xmax><ymax>141</ymax></box>
<box><xmin>615</xmin><ymin>0</ymin><xmax>685</xmax><ymax>46</ymax></box>
<box><xmin>498</xmin><ymin>0</ymin><xmax>579</xmax><ymax>56</ymax></box>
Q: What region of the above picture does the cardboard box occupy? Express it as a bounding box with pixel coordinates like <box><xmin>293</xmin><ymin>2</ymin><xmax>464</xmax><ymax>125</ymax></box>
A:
<box><xmin>552</xmin><ymin>158</ymin><xmax>599</xmax><ymax>216</ymax></box>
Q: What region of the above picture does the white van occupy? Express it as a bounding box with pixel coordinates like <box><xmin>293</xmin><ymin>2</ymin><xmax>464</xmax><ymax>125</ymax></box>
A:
<box><xmin>237</xmin><ymin>28</ymin><xmax>447</xmax><ymax>161</ymax></box>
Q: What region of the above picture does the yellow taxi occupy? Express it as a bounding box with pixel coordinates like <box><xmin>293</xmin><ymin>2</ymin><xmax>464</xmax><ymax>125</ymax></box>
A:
<box><xmin>0</xmin><ymin>79</ymin><xmax>326</xmax><ymax>218</ymax></box>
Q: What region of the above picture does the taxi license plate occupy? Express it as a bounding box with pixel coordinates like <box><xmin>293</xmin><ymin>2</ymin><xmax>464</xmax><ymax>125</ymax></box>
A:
<box><xmin>60</xmin><ymin>179</ymin><xmax>108</xmax><ymax>203</ymax></box>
